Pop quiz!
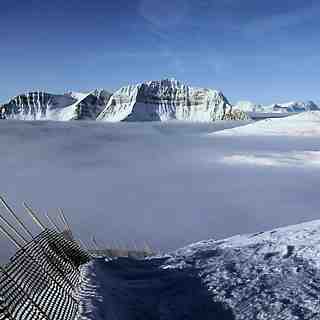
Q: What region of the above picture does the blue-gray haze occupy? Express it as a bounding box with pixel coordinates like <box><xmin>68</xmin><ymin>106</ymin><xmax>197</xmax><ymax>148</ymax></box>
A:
<box><xmin>0</xmin><ymin>121</ymin><xmax>319</xmax><ymax>263</ymax></box>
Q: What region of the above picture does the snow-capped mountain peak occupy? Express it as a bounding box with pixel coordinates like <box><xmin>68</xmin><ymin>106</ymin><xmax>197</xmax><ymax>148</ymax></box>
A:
<box><xmin>97</xmin><ymin>79</ymin><xmax>249</xmax><ymax>122</ymax></box>
<box><xmin>1</xmin><ymin>89</ymin><xmax>112</xmax><ymax>121</ymax></box>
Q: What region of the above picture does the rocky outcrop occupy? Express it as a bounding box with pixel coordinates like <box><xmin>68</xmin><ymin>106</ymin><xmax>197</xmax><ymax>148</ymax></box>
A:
<box><xmin>97</xmin><ymin>79</ymin><xmax>249</xmax><ymax>122</ymax></box>
<box><xmin>66</xmin><ymin>89</ymin><xmax>112</xmax><ymax>120</ymax></box>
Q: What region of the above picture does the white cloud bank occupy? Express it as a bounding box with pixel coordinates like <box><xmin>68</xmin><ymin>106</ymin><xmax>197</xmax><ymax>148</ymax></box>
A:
<box><xmin>221</xmin><ymin>151</ymin><xmax>320</xmax><ymax>167</ymax></box>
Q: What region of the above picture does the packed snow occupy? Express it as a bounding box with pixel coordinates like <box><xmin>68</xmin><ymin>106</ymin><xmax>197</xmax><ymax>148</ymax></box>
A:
<box><xmin>77</xmin><ymin>257</ymin><xmax>233</xmax><ymax>320</ymax></box>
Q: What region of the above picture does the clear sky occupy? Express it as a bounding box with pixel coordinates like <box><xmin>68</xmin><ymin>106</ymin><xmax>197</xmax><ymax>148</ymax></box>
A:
<box><xmin>1</xmin><ymin>0</ymin><xmax>319</xmax><ymax>104</ymax></box>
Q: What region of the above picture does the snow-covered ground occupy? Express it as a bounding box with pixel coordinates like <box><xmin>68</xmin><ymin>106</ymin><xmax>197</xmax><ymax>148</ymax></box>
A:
<box><xmin>0</xmin><ymin>113</ymin><xmax>319</xmax><ymax>266</ymax></box>
<box><xmin>162</xmin><ymin>219</ymin><xmax>320</xmax><ymax>319</ymax></box>
<box><xmin>78</xmin><ymin>219</ymin><xmax>320</xmax><ymax>319</ymax></box>
<box><xmin>77</xmin><ymin>256</ymin><xmax>234</xmax><ymax>320</ymax></box>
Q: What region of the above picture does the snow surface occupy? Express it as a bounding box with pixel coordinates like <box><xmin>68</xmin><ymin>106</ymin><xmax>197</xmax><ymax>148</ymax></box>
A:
<box><xmin>0</xmin><ymin>115</ymin><xmax>320</xmax><ymax>266</ymax></box>
<box><xmin>77</xmin><ymin>257</ymin><xmax>234</xmax><ymax>320</ymax></box>
<box><xmin>162</xmin><ymin>219</ymin><xmax>320</xmax><ymax>319</ymax></box>
<box><xmin>78</xmin><ymin>219</ymin><xmax>320</xmax><ymax>319</ymax></box>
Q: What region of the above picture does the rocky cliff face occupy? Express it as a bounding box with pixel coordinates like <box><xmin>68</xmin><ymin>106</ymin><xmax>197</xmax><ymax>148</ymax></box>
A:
<box><xmin>66</xmin><ymin>89</ymin><xmax>112</xmax><ymax>120</ymax></box>
<box><xmin>97</xmin><ymin>79</ymin><xmax>249</xmax><ymax>122</ymax></box>
<box><xmin>1</xmin><ymin>90</ymin><xmax>111</xmax><ymax>121</ymax></box>
<box><xmin>1</xmin><ymin>92</ymin><xmax>76</xmax><ymax>120</ymax></box>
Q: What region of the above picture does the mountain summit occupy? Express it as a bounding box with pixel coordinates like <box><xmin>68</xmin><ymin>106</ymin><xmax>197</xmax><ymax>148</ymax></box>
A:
<box><xmin>97</xmin><ymin>79</ymin><xmax>248</xmax><ymax>122</ymax></box>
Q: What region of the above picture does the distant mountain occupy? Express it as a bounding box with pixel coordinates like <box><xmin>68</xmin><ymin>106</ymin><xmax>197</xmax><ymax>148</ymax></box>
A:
<box><xmin>1</xmin><ymin>90</ymin><xmax>112</xmax><ymax>121</ymax></box>
<box><xmin>234</xmin><ymin>100</ymin><xmax>320</xmax><ymax>115</ymax></box>
<box><xmin>164</xmin><ymin>219</ymin><xmax>320</xmax><ymax>319</ymax></box>
<box><xmin>97</xmin><ymin>79</ymin><xmax>249</xmax><ymax>122</ymax></box>
<box><xmin>271</xmin><ymin>101</ymin><xmax>320</xmax><ymax>113</ymax></box>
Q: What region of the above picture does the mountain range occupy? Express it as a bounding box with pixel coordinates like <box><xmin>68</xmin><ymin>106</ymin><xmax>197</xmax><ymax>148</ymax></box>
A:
<box><xmin>235</xmin><ymin>100</ymin><xmax>320</xmax><ymax>116</ymax></box>
<box><xmin>1</xmin><ymin>79</ymin><xmax>318</xmax><ymax>122</ymax></box>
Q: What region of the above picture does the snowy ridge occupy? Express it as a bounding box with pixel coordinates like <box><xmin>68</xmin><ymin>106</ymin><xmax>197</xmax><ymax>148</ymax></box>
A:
<box><xmin>97</xmin><ymin>79</ymin><xmax>248</xmax><ymax>122</ymax></box>
<box><xmin>214</xmin><ymin>111</ymin><xmax>320</xmax><ymax>136</ymax></box>
<box><xmin>163</xmin><ymin>219</ymin><xmax>320</xmax><ymax>319</ymax></box>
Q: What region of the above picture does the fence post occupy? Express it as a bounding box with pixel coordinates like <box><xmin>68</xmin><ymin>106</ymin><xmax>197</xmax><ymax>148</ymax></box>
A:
<box><xmin>0</xmin><ymin>213</ymin><xmax>27</xmax><ymax>246</ymax></box>
<box><xmin>23</xmin><ymin>202</ymin><xmax>47</xmax><ymax>231</ymax></box>
<box><xmin>45</xmin><ymin>213</ymin><xmax>61</xmax><ymax>232</ymax></box>
<box><xmin>0</xmin><ymin>196</ymin><xmax>34</xmax><ymax>239</ymax></box>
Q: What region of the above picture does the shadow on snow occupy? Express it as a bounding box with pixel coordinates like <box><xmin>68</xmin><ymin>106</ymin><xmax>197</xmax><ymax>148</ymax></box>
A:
<box><xmin>85</xmin><ymin>257</ymin><xmax>234</xmax><ymax>320</ymax></box>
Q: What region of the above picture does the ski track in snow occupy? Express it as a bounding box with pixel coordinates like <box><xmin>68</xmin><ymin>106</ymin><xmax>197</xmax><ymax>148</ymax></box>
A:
<box><xmin>77</xmin><ymin>257</ymin><xmax>233</xmax><ymax>320</ymax></box>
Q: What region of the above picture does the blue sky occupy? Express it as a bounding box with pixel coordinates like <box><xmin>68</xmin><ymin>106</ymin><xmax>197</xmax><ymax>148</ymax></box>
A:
<box><xmin>1</xmin><ymin>0</ymin><xmax>319</xmax><ymax>104</ymax></box>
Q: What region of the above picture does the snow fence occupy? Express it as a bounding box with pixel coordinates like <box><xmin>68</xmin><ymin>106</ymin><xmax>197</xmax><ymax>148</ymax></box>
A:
<box><xmin>0</xmin><ymin>228</ymin><xmax>91</xmax><ymax>320</ymax></box>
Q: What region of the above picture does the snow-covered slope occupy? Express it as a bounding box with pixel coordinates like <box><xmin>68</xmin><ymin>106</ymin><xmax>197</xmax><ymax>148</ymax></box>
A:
<box><xmin>97</xmin><ymin>79</ymin><xmax>248</xmax><ymax>122</ymax></box>
<box><xmin>1</xmin><ymin>90</ymin><xmax>111</xmax><ymax>121</ymax></box>
<box><xmin>235</xmin><ymin>100</ymin><xmax>320</xmax><ymax>117</ymax></box>
<box><xmin>215</xmin><ymin>111</ymin><xmax>320</xmax><ymax>136</ymax></box>
<box><xmin>164</xmin><ymin>219</ymin><xmax>320</xmax><ymax>319</ymax></box>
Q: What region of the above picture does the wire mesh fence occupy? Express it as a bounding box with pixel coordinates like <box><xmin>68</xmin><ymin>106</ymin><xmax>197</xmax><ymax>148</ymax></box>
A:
<box><xmin>0</xmin><ymin>228</ymin><xmax>91</xmax><ymax>320</ymax></box>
